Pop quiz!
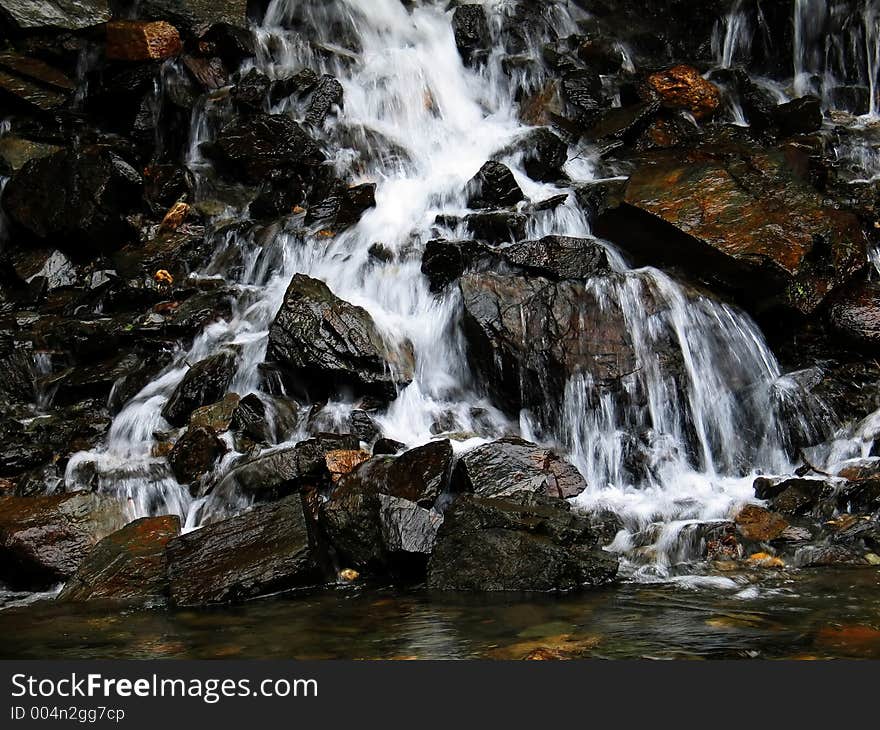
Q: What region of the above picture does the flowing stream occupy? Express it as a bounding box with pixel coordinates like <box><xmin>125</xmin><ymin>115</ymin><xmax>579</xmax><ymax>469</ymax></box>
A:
<box><xmin>59</xmin><ymin>0</ymin><xmax>868</xmax><ymax>582</ymax></box>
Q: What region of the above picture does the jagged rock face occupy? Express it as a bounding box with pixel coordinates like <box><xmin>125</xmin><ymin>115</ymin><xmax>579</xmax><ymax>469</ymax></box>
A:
<box><xmin>105</xmin><ymin>20</ymin><xmax>183</xmax><ymax>62</ymax></box>
<box><xmin>428</xmin><ymin>493</ymin><xmax>619</xmax><ymax>592</ymax></box>
<box><xmin>595</xmin><ymin>146</ymin><xmax>868</xmax><ymax>316</ymax></box>
<box><xmin>2</xmin><ymin>147</ymin><xmax>143</xmax><ymax>255</ymax></box>
<box><xmin>0</xmin><ymin>492</ymin><xmax>128</xmax><ymax>590</ymax></box>
<box><xmin>459</xmin><ymin>272</ymin><xmax>637</xmax><ymax>417</ymax></box>
<box><xmin>58</xmin><ymin>515</ymin><xmax>180</xmax><ymax>602</ymax></box>
<box><xmin>453</xmin><ymin>437</ymin><xmax>588</xmax><ymax>500</ymax></box>
<box><xmin>267</xmin><ymin>274</ymin><xmax>413</xmax><ymax>401</ymax></box>
<box><xmin>320</xmin><ymin>440</ymin><xmax>454</xmax><ymax>569</ymax></box>
<box><xmin>828</xmin><ymin>279</ymin><xmax>880</xmax><ymax>349</ymax></box>
<box><xmin>165</xmin><ymin>494</ymin><xmax>318</xmax><ymax>606</ymax></box>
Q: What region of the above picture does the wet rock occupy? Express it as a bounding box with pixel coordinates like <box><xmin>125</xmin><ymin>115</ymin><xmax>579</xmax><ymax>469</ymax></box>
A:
<box><xmin>794</xmin><ymin>544</ymin><xmax>870</xmax><ymax>568</ymax></box>
<box><xmin>595</xmin><ymin>146</ymin><xmax>867</xmax><ymax>315</ymax></box>
<box><xmin>427</xmin><ymin>493</ymin><xmax>619</xmax><ymax>592</ymax></box>
<box><xmin>267</xmin><ymin>274</ymin><xmax>413</xmax><ymax>401</ymax></box>
<box><xmin>466</xmin><ymin>161</ymin><xmax>524</xmax><ymax>209</ymax></box>
<box><xmin>197</xmin><ymin>22</ymin><xmax>256</xmax><ymax>68</ymax></box>
<box><xmin>378</xmin><ymin>494</ymin><xmax>443</xmax><ymax>557</ymax></box>
<box><xmin>325</xmin><ymin>449</ymin><xmax>371</xmax><ymax>482</ymax></box>
<box><xmin>453</xmin><ymin>437</ymin><xmax>587</xmax><ymax>500</ymax></box>
<box><xmin>772</xmin><ymin>96</ymin><xmax>823</xmax><ymax>137</ymax></box>
<box><xmin>231</xmin><ymin>67</ymin><xmax>270</xmax><ymax>114</ymax></box>
<box><xmin>0</xmin><ymin>52</ymin><xmax>73</xmax><ymax>113</ymax></box>
<box><xmin>2</xmin><ymin>147</ymin><xmax>143</xmax><ymax>255</ymax></box>
<box><xmin>562</xmin><ymin>69</ymin><xmax>603</xmax><ymax>113</ymax></box>
<box><xmin>207</xmin><ymin>113</ymin><xmax>324</xmax><ymax>184</ymax></box>
<box><xmin>143</xmin><ymin>164</ymin><xmax>194</xmax><ymax>214</ymax></box>
<box><xmin>0</xmin><ymin>137</ymin><xmax>61</xmax><ymax>174</ymax></box>
<box><xmin>0</xmin><ymin>0</ymin><xmax>110</xmax><ymax>31</ymax></box>
<box><xmin>305</xmin><ymin>74</ymin><xmax>344</xmax><ymax>127</ymax></box>
<box><xmin>349</xmin><ymin>410</ymin><xmax>380</xmax><ymax>443</ymax></box>
<box><xmin>421</xmin><ymin>239</ymin><xmax>495</xmax><ymax>293</ymax></box>
<box><xmin>374</xmin><ymin>438</ymin><xmax>405</xmax><ymax>456</ymax></box>
<box><xmin>828</xmin><ymin>279</ymin><xmax>880</xmax><ymax>349</ymax></box>
<box><xmin>106</xmin><ymin>21</ymin><xmax>182</xmax><ymax>62</ymax></box>
<box><xmin>734</xmin><ymin>504</ymin><xmax>788</xmax><ymax>542</ymax></box>
<box><xmin>58</xmin><ymin>516</ymin><xmax>180</xmax><ymax>603</ymax></box>
<box><xmin>0</xmin><ymin>492</ymin><xmax>127</xmax><ymax>590</ymax></box>
<box><xmin>189</xmin><ymin>393</ymin><xmax>241</xmax><ymax>433</ymax></box>
<box><xmin>321</xmin><ymin>440</ymin><xmax>454</xmax><ymax>569</ymax></box>
<box><xmin>214</xmin><ymin>434</ymin><xmax>358</xmax><ymax>501</ymax></box>
<box><xmin>230</xmin><ymin>393</ymin><xmax>274</xmax><ymax>444</ymax></box>
<box><xmin>465</xmin><ymin>210</ymin><xmax>527</xmax><ymax>244</ymax></box>
<box><xmin>161</xmin><ymin>351</ymin><xmax>237</xmax><ymax>427</ymax></box>
<box><xmin>166</xmin><ymin>494</ymin><xmax>318</xmax><ymax>606</ymax></box>
<box><xmin>581</xmin><ymin>101</ymin><xmax>660</xmax><ymax>144</ymax></box>
<box><xmin>645</xmin><ymin>65</ymin><xmax>721</xmax><ymax>120</ymax></box>
<box><xmin>502</xmin><ymin>236</ymin><xmax>611</xmax><ymax>281</ymax></box>
<box><xmin>452</xmin><ymin>4</ymin><xmax>490</xmax><ymax>67</ymax></box>
<box><xmin>500</xmin><ymin>128</ymin><xmax>568</xmax><ymax>183</ymax></box>
<box><xmin>144</xmin><ymin>0</ymin><xmax>249</xmax><ymax>29</ymax></box>
<box><xmin>459</xmin><ymin>272</ymin><xmax>636</xmax><ymax>417</ymax></box>
<box><xmin>305</xmin><ymin>175</ymin><xmax>376</xmax><ymax>230</ymax></box>
<box><xmin>168</xmin><ymin>426</ymin><xmax>226</xmax><ymax>485</ymax></box>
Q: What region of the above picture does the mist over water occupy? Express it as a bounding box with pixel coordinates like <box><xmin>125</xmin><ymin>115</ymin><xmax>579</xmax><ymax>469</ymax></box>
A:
<box><xmin>59</xmin><ymin>0</ymin><xmax>873</xmax><ymax>579</ymax></box>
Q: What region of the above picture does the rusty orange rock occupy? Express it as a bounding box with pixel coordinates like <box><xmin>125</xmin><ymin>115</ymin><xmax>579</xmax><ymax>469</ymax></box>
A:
<box><xmin>647</xmin><ymin>64</ymin><xmax>721</xmax><ymax>120</ymax></box>
<box><xmin>159</xmin><ymin>200</ymin><xmax>190</xmax><ymax>233</ymax></box>
<box><xmin>735</xmin><ymin>504</ymin><xmax>788</xmax><ymax>542</ymax></box>
<box><xmin>107</xmin><ymin>21</ymin><xmax>183</xmax><ymax>62</ymax></box>
<box><xmin>325</xmin><ymin>450</ymin><xmax>371</xmax><ymax>481</ymax></box>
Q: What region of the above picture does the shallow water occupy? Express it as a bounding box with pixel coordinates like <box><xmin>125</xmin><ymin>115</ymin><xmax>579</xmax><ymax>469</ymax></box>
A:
<box><xmin>3</xmin><ymin>572</ymin><xmax>880</xmax><ymax>660</ymax></box>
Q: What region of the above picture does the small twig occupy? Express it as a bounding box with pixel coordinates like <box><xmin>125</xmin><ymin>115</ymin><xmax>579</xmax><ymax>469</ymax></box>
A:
<box><xmin>796</xmin><ymin>448</ymin><xmax>833</xmax><ymax>478</ymax></box>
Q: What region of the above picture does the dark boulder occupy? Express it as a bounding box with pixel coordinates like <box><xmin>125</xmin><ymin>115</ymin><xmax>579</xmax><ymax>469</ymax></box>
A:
<box><xmin>2</xmin><ymin>147</ymin><xmax>143</xmax><ymax>255</ymax></box>
<box><xmin>58</xmin><ymin>515</ymin><xmax>180</xmax><ymax>603</ymax></box>
<box><xmin>267</xmin><ymin>274</ymin><xmax>413</xmax><ymax>401</ymax></box>
<box><xmin>305</xmin><ymin>174</ymin><xmax>376</xmax><ymax>230</ymax></box>
<box><xmin>0</xmin><ymin>492</ymin><xmax>127</xmax><ymax>590</ymax></box>
<box><xmin>206</xmin><ymin>113</ymin><xmax>324</xmax><ymax>184</ymax></box>
<box><xmin>378</xmin><ymin>494</ymin><xmax>443</xmax><ymax>558</ymax></box>
<box><xmin>453</xmin><ymin>437</ymin><xmax>588</xmax><ymax>500</ymax></box>
<box><xmin>772</xmin><ymin>96</ymin><xmax>823</xmax><ymax>137</ymax></box>
<box><xmin>466</xmin><ymin>161</ymin><xmax>524</xmax><ymax>209</ymax></box>
<box><xmin>465</xmin><ymin>210</ymin><xmax>527</xmax><ymax>244</ymax></box>
<box><xmin>499</xmin><ymin>128</ymin><xmax>568</xmax><ymax>183</ymax></box>
<box><xmin>459</xmin><ymin>272</ymin><xmax>637</xmax><ymax>417</ymax></box>
<box><xmin>502</xmin><ymin>236</ymin><xmax>611</xmax><ymax>281</ymax></box>
<box><xmin>421</xmin><ymin>239</ymin><xmax>495</xmax><ymax>292</ymax></box>
<box><xmin>828</xmin><ymin>278</ymin><xmax>880</xmax><ymax>350</ymax></box>
<box><xmin>166</xmin><ymin>494</ymin><xmax>319</xmax><ymax>606</ymax></box>
<box><xmin>161</xmin><ymin>352</ymin><xmax>237</xmax><ymax>427</ymax></box>
<box><xmin>427</xmin><ymin>493</ymin><xmax>619</xmax><ymax>592</ymax></box>
<box><xmin>304</xmin><ymin>74</ymin><xmax>344</xmax><ymax>127</ymax></box>
<box><xmin>321</xmin><ymin>440</ymin><xmax>454</xmax><ymax>569</ymax></box>
<box><xmin>451</xmin><ymin>4</ymin><xmax>490</xmax><ymax>66</ymax></box>
<box><xmin>231</xmin><ymin>67</ymin><xmax>270</xmax><ymax>114</ymax></box>
<box><xmin>594</xmin><ymin>146</ymin><xmax>867</xmax><ymax>315</ymax></box>
<box><xmin>167</xmin><ymin>426</ymin><xmax>226</xmax><ymax>484</ymax></box>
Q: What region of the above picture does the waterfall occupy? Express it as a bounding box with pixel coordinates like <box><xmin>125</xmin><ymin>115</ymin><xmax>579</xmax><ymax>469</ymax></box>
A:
<box><xmin>64</xmin><ymin>0</ymin><xmax>824</xmax><ymax>575</ymax></box>
<box><xmin>713</xmin><ymin>0</ymin><xmax>753</xmax><ymax>68</ymax></box>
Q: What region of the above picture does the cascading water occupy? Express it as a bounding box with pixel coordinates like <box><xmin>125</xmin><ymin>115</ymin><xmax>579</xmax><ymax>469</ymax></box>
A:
<box><xmin>65</xmin><ymin>0</ymin><xmax>826</xmax><ymax>580</ymax></box>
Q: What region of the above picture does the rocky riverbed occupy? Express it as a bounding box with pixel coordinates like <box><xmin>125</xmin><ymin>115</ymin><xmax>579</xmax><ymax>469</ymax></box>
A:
<box><xmin>1</xmin><ymin>0</ymin><xmax>880</xmax><ymax>652</ymax></box>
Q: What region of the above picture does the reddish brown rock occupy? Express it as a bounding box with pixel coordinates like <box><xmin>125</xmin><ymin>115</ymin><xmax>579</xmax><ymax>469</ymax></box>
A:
<box><xmin>646</xmin><ymin>65</ymin><xmax>721</xmax><ymax>120</ymax></box>
<box><xmin>596</xmin><ymin>146</ymin><xmax>867</xmax><ymax>315</ymax></box>
<box><xmin>0</xmin><ymin>492</ymin><xmax>128</xmax><ymax>589</ymax></box>
<box><xmin>58</xmin><ymin>516</ymin><xmax>181</xmax><ymax>602</ymax></box>
<box><xmin>735</xmin><ymin>504</ymin><xmax>789</xmax><ymax>542</ymax></box>
<box><xmin>325</xmin><ymin>450</ymin><xmax>371</xmax><ymax>482</ymax></box>
<box><xmin>106</xmin><ymin>21</ymin><xmax>183</xmax><ymax>62</ymax></box>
